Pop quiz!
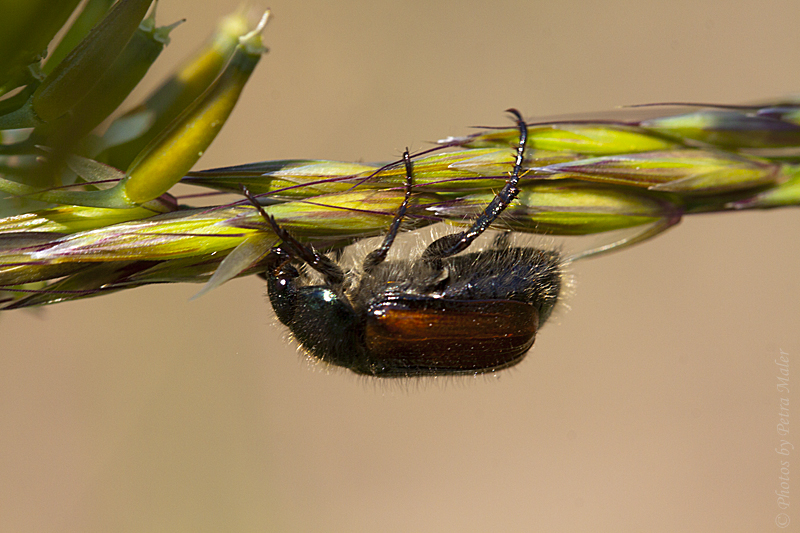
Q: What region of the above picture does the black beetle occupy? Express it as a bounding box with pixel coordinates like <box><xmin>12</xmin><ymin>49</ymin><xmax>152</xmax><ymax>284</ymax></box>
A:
<box><xmin>247</xmin><ymin>110</ymin><xmax>563</xmax><ymax>376</ymax></box>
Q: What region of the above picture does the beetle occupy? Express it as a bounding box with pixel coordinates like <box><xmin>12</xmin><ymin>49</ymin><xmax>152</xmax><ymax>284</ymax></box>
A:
<box><xmin>246</xmin><ymin>109</ymin><xmax>563</xmax><ymax>376</ymax></box>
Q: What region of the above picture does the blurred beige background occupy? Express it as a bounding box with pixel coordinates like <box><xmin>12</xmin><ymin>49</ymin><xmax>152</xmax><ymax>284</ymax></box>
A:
<box><xmin>2</xmin><ymin>0</ymin><xmax>799</xmax><ymax>531</ymax></box>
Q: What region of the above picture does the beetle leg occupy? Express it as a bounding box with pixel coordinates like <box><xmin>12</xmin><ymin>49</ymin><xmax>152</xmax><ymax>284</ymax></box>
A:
<box><xmin>241</xmin><ymin>185</ymin><xmax>346</xmax><ymax>286</ymax></box>
<box><xmin>362</xmin><ymin>149</ymin><xmax>414</xmax><ymax>272</ymax></box>
<box><xmin>422</xmin><ymin>108</ymin><xmax>527</xmax><ymax>264</ymax></box>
